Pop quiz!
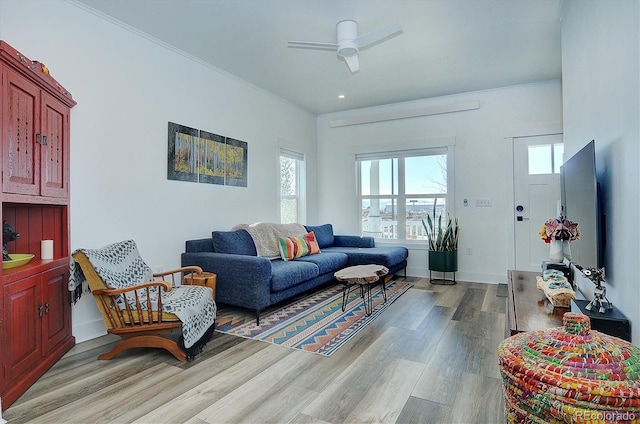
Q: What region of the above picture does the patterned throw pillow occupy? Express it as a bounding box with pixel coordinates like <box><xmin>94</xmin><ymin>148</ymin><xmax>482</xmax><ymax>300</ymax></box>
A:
<box><xmin>304</xmin><ymin>231</ymin><xmax>321</xmax><ymax>255</ymax></box>
<box><xmin>278</xmin><ymin>231</ymin><xmax>323</xmax><ymax>261</ymax></box>
<box><xmin>278</xmin><ymin>235</ymin><xmax>310</xmax><ymax>261</ymax></box>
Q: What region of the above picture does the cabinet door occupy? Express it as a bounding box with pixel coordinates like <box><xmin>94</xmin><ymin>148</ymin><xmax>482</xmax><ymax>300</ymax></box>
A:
<box><xmin>3</xmin><ymin>276</ymin><xmax>41</xmax><ymax>382</ymax></box>
<box><xmin>1</xmin><ymin>69</ymin><xmax>40</xmax><ymax>195</ymax></box>
<box><xmin>40</xmin><ymin>93</ymin><xmax>70</xmax><ymax>198</ymax></box>
<box><xmin>41</xmin><ymin>266</ymin><xmax>71</xmax><ymax>353</ymax></box>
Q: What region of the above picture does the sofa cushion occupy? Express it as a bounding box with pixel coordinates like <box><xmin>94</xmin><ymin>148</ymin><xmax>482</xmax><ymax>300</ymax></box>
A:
<box><xmin>322</xmin><ymin>246</ymin><xmax>408</xmax><ymax>268</ymax></box>
<box><xmin>295</xmin><ymin>252</ymin><xmax>348</xmax><ymax>275</ymax></box>
<box><xmin>278</xmin><ymin>235</ymin><xmax>309</xmax><ymax>261</ymax></box>
<box><xmin>211</xmin><ymin>229</ymin><xmax>257</xmax><ymax>256</ymax></box>
<box><xmin>304</xmin><ymin>231</ymin><xmax>321</xmax><ymax>255</ymax></box>
<box><xmin>278</xmin><ymin>231</ymin><xmax>322</xmax><ymax>261</ymax></box>
<box><xmin>270</xmin><ymin>260</ymin><xmax>319</xmax><ymax>292</ymax></box>
<box><xmin>304</xmin><ymin>224</ymin><xmax>334</xmax><ymax>248</ymax></box>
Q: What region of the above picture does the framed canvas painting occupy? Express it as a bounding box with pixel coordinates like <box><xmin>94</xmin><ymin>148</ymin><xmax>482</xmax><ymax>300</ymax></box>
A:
<box><xmin>224</xmin><ymin>137</ymin><xmax>248</xmax><ymax>187</ymax></box>
<box><xmin>167</xmin><ymin>122</ymin><xmax>198</xmax><ymax>182</ymax></box>
<box><xmin>198</xmin><ymin>130</ymin><xmax>225</xmax><ymax>185</ymax></box>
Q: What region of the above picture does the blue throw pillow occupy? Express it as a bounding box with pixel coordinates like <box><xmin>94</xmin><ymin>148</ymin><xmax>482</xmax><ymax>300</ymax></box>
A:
<box><xmin>304</xmin><ymin>224</ymin><xmax>334</xmax><ymax>248</ymax></box>
<box><xmin>212</xmin><ymin>229</ymin><xmax>257</xmax><ymax>255</ymax></box>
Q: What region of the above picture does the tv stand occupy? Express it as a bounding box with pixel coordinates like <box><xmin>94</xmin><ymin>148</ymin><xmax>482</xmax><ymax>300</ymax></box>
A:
<box><xmin>506</xmin><ymin>270</ymin><xmax>575</xmax><ymax>335</ymax></box>
<box><xmin>571</xmin><ymin>299</ymin><xmax>631</xmax><ymax>342</ymax></box>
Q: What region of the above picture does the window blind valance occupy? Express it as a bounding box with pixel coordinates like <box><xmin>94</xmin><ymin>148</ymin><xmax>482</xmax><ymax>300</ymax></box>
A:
<box><xmin>355</xmin><ymin>146</ymin><xmax>448</xmax><ymax>162</ymax></box>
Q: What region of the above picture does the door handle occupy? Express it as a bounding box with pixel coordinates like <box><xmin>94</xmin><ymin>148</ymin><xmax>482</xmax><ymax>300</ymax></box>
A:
<box><xmin>516</xmin><ymin>216</ymin><xmax>530</xmax><ymax>222</ymax></box>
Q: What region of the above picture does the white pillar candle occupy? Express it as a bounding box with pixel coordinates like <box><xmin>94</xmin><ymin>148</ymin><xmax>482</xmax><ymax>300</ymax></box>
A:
<box><xmin>41</xmin><ymin>240</ymin><xmax>54</xmax><ymax>260</ymax></box>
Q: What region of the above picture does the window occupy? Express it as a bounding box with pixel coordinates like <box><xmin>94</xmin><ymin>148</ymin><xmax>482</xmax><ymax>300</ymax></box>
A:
<box><xmin>528</xmin><ymin>143</ymin><xmax>564</xmax><ymax>175</ymax></box>
<box><xmin>279</xmin><ymin>148</ymin><xmax>306</xmax><ymax>224</ymax></box>
<box><xmin>357</xmin><ymin>148</ymin><xmax>450</xmax><ymax>241</ymax></box>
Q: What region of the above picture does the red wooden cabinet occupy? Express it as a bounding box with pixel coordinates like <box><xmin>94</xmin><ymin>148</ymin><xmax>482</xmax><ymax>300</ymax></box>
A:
<box><xmin>0</xmin><ymin>40</ymin><xmax>76</xmax><ymax>411</ymax></box>
<box><xmin>1</xmin><ymin>265</ymin><xmax>74</xmax><ymax>408</ymax></box>
<box><xmin>1</xmin><ymin>59</ymin><xmax>70</xmax><ymax>198</ymax></box>
<box><xmin>1</xmin><ymin>67</ymin><xmax>40</xmax><ymax>196</ymax></box>
<box><xmin>40</xmin><ymin>92</ymin><xmax>70</xmax><ymax>198</ymax></box>
<box><xmin>3</xmin><ymin>274</ymin><xmax>41</xmax><ymax>383</ymax></box>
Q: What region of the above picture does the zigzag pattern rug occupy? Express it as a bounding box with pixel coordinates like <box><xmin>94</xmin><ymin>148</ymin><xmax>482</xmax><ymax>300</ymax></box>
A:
<box><xmin>215</xmin><ymin>280</ymin><xmax>413</xmax><ymax>356</ymax></box>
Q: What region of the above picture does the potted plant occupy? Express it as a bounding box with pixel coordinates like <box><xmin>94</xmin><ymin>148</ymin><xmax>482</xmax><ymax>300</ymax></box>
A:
<box><xmin>421</xmin><ymin>198</ymin><xmax>460</xmax><ymax>283</ymax></box>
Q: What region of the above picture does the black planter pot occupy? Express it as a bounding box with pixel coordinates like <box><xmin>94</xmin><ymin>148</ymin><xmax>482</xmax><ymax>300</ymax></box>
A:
<box><xmin>428</xmin><ymin>250</ymin><xmax>457</xmax><ymax>285</ymax></box>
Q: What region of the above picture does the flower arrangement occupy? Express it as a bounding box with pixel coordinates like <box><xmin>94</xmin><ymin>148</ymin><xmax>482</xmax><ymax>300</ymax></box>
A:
<box><xmin>539</xmin><ymin>216</ymin><xmax>580</xmax><ymax>244</ymax></box>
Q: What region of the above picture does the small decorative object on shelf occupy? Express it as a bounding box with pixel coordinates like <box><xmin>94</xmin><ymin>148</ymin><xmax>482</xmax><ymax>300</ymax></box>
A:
<box><xmin>2</xmin><ymin>220</ymin><xmax>19</xmax><ymax>261</ymax></box>
<box><xmin>2</xmin><ymin>254</ymin><xmax>35</xmax><ymax>270</ymax></box>
<box><xmin>539</xmin><ymin>216</ymin><xmax>579</xmax><ymax>262</ymax></box>
<box><xmin>535</xmin><ymin>269</ymin><xmax>575</xmax><ymax>308</ymax></box>
<box><xmin>576</xmin><ymin>264</ymin><xmax>612</xmax><ymax>314</ymax></box>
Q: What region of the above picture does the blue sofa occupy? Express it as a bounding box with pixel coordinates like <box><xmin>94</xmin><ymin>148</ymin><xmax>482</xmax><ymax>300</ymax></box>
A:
<box><xmin>181</xmin><ymin>224</ymin><xmax>408</xmax><ymax>322</ymax></box>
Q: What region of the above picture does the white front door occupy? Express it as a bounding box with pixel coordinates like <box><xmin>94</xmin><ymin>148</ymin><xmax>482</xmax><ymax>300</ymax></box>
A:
<box><xmin>513</xmin><ymin>134</ymin><xmax>563</xmax><ymax>271</ymax></box>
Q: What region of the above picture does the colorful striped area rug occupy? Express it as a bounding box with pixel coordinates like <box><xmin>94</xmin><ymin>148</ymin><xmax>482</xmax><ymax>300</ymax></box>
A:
<box><xmin>215</xmin><ymin>280</ymin><xmax>413</xmax><ymax>356</ymax></box>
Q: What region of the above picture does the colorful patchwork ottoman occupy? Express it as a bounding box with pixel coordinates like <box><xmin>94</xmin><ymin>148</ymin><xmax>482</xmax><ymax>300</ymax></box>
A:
<box><xmin>498</xmin><ymin>312</ymin><xmax>640</xmax><ymax>423</ymax></box>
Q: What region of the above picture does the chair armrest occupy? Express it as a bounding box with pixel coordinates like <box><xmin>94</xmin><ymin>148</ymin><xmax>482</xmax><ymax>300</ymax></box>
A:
<box><xmin>152</xmin><ymin>265</ymin><xmax>203</xmax><ymax>287</ymax></box>
<box><xmin>93</xmin><ymin>280</ymin><xmax>173</xmax><ymax>296</ymax></box>
<box><xmin>333</xmin><ymin>235</ymin><xmax>375</xmax><ymax>248</ymax></box>
<box><xmin>153</xmin><ymin>265</ymin><xmax>203</xmax><ymax>279</ymax></box>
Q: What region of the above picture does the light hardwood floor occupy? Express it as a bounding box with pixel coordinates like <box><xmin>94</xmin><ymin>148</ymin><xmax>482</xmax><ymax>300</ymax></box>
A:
<box><xmin>4</xmin><ymin>277</ymin><xmax>507</xmax><ymax>424</ymax></box>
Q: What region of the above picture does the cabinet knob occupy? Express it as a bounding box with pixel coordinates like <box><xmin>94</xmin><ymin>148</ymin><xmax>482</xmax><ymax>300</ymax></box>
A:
<box><xmin>36</xmin><ymin>133</ymin><xmax>42</xmax><ymax>145</ymax></box>
<box><xmin>38</xmin><ymin>304</ymin><xmax>44</xmax><ymax>317</ymax></box>
<box><xmin>43</xmin><ymin>135</ymin><xmax>48</xmax><ymax>146</ymax></box>
<box><xmin>44</xmin><ymin>302</ymin><xmax>50</xmax><ymax>314</ymax></box>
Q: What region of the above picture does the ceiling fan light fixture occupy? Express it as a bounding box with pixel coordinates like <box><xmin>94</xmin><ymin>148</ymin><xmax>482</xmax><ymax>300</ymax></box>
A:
<box><xmin>288</xmin><ymin>19</ymin><xmax>402</xmax><ymax>73</ymax></box>
<box><xmin>338</xmin><ymin>45</ymin><xmax>358</xmax><ymax>58</ymax></box>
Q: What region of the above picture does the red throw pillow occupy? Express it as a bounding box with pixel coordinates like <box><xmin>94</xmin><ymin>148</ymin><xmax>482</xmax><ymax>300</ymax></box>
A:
<box><xmin>304</xmin><ymin>231</ymin><xmax>321</xmax><ymax>255</ymax></box>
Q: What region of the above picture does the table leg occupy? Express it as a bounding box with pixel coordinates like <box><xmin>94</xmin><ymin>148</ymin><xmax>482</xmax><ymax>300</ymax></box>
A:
<box><xmin>340</xmin><ymin>278</ymin><xmax>387</xmax><ymax>316</ymax></box>
<box><xmin>361</xmin><ymin>284</ymin><xmax>372</xmax><ymax>316</ymax></box>
<box><xmin>381</xmin><ymin>280</ymin><xmax>387</xmax><ymax>303</ymax></box>
<box><xmin>341</xmin><ymin>282</ymin><xmax>356</xmax><ymax>312</ymax></box>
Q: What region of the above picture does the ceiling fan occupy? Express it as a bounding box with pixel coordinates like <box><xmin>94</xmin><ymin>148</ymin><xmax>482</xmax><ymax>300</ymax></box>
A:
<box><xmin>287</xmin><ymin>20</ymin><xmax>403</xmax><ymax>73</ymax></box>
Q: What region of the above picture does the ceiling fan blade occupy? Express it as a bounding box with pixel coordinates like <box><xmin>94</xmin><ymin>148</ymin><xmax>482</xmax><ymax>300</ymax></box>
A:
<box><xmin>287</xmin><ymin>41</ymin><xmax>337</xmax><ymax>51</ymax></box>
<box><xmin>355</xmin><ymin>22</ymin><xmax>403</xmax><ymax>49</ymax></box>
<box><xmin>343</xmin><ymin>54</ymin><xmax>359</xmax><ymax>73</ymax></box>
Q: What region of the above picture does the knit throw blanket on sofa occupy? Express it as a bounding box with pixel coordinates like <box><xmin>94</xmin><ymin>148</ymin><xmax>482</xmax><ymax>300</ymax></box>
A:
<box><xmin>233</xmin><ymin>222</ymin><xmax>307</xmax><ymax>259</ymax></box>
<box><xmin>69</xmin><ymin>240</ymin><xmax>216</xmax><ymax>356</ymax></box>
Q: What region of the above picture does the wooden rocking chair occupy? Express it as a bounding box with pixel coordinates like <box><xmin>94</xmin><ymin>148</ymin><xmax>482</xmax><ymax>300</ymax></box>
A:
<box><xmin>72</xmin><ymin>250</ymin><xmax>209</xmax><ymax>362</ymax></box>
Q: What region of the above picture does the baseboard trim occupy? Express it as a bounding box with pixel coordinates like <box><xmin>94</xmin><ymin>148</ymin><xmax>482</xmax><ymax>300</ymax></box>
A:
<box><xmin>404</xmin><ymin>266</ymin><xmax>507</xmax><ymax>284</ymax></box>
<box><xmin>1</xmin><ymin>396</ymin><xmax>7</xmax><ymax>421</ymax></box>
<box><xmin>72</xmin><ymin>318</ymin><xmax>107</xmax><ymax>343</ymax></box>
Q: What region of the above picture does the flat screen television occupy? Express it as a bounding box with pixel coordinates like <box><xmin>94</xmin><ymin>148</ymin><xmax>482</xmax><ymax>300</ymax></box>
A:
<box><xmin>560</xmin><ymin>140</ymin><xmax>604</xmax><ymax>269</ymax></box>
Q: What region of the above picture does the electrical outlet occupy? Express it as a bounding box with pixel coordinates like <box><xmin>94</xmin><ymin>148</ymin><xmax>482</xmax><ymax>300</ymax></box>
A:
<box><xmin>475</xmin><ymin>198</ymin><xmax>492</xmax><ymax>207</ymax></box>
<box><xmin>466</xmin><ymin>247</ymin><xmax>472</xmax><ymax>255</ymax></box>
<box><xmin>154</xmin><ymin>265</ymin><xmax>163</xmax><ymax>273</ymax></box>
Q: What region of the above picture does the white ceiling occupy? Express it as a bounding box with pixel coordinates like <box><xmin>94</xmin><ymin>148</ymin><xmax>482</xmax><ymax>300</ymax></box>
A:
<box><xmin>74</xmin><ymin>0</ymin><xmax>562</xmax><ymax>114</ymax></box>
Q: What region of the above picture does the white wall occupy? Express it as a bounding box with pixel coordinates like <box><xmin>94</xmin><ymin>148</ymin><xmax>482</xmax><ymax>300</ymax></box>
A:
<box><xmin>317</xmin><ymin>82</ymin><xmax>563</xmax><ymax>282</ymax></box>
<box><xmin>0</xmin><ymin>0</ymin><xmax>318</xmax><ymax>341</ymax></box>
<box><xmin>561</xmin><ymin>0</ymin><xmax>640</xmax><ymax>343</ymax></box>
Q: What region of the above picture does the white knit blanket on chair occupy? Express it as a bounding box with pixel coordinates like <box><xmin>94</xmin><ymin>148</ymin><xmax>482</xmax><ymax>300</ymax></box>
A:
<box><xmin>69</xmin><ymin>240</ymin><xmax>216</xmax><ymax>350</ymax></box>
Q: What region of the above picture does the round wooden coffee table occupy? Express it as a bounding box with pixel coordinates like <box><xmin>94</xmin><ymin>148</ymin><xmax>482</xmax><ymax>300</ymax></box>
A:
<box><xmin>334</xmin><ymin>264</ymin><xmax>389</xmax><ymax>316</ymax></box>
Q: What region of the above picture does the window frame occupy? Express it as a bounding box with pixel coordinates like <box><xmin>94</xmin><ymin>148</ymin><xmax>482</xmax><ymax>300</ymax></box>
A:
<box><xmin>356</xmin><ymin>146</ymin><xmax>454</xmax><ymax>244</ymax></box>
<box><xmin>278</xmin><ymin>147</ymin><xmax>306</xmax><ymax>224</ymax></box>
